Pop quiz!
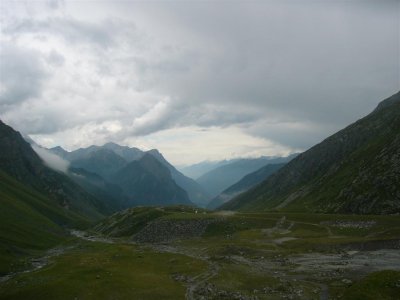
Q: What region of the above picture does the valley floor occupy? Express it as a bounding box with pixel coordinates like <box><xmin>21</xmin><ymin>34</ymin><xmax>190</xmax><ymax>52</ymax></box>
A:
<box><xmin>0</xmin><ymin>212</ymin><xmax>399</xmax><ymax>300</ymax></box>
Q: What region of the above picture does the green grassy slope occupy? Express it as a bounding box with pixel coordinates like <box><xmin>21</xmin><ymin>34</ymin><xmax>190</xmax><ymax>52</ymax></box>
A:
<box><xmin>0</xmin><ymin>171</ymin><xmax>89</xmax><ymax>275</ymax></box>
<box><xmin>0</xmin><ymin>242</ymin><xmax>208</xmax><ymax>300</ymax></box>
<box><xmin>222</xmin><ymin>92</ymin><xmax>400</xmax><ymax>214</ymax></box>
<box><xmin>342</xmin><ymin>270</ymin><xmax>400</xmax><ymax>300</ymax></box>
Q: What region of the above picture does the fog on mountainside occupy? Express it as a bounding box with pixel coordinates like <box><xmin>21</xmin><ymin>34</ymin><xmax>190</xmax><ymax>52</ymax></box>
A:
<box><xmin>32</xmin><ymin>145</ymin><xmax>70</xmax><ymax>173</ymax></box>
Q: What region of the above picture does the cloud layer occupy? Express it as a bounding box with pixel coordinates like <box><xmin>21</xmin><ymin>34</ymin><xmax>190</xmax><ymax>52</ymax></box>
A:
<box><xmin>0</xmin><ymin>0</ymin><xmax>398</xmax><ymax>164</ymax></box>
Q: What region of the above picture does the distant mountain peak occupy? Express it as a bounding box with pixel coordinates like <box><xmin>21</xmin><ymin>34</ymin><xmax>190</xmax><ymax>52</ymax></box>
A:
<box><xmin>147</xmin><ymin>148</ymin><xmax>162</xmax><ymax>156</ymax></box>
<box><xmin>373</xmin><ymin>91</ymin><xmax>400</xmax><ymax>112</ymax></box>
<box><xmin>140</xmin><ymin>152</ymin><xmax>163</xmax><ymax>165</ymax></box>
<box><xmin>51</xmin><ymin>145</ymin><xmax>66</xmax><ymax>151</ymax></box>
<box><xmin>101</xmin><ymin>142</ymin><xmax>143</xmax><ymax>162</ymax></box>
<box><xmin>146</xmin><ymin>149</ymin><xmax>169</xmax><ymax>164</ymax></box>
<box><xmin>148</xmin><ymin>148</ymin><xmax>160</xmax><ymax>153</ymax></box>
<box><xmin>103</xmin><ymin>141</ymin><xmax>120</xmax><ymax>147</ymax></box>
<box><xmin>103</xmin><ymin>142</ymin><xmax>129</xmax><ymax>149</ymax></box>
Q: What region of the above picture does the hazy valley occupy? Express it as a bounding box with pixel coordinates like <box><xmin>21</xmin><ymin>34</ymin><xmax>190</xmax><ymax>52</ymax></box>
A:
<box><xmin>0</xmin><ymin>1</ymin><xmax>399</xmax><ymax>299</ymax></box>
<box><xmin>0</xmin><ymin>92</ymin><xmax>399</xmax><ymax>299</ymax></box>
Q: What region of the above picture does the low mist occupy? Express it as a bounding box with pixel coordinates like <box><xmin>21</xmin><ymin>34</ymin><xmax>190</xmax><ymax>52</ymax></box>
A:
<box><xmin>32</xmin><ymin>145</ymin><xmax>70</xmax><ymax>173</ymax></box>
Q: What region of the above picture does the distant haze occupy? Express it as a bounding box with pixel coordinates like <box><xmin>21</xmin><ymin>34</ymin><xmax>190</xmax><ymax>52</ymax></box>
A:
<box><xmin>1</xmin><ymin>0</ymin><xmax>398</xmax><ymax>165</ymax></box>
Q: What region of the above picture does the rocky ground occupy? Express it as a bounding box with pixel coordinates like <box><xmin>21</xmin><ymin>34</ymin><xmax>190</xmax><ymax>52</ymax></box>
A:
<box><xmin>132</xmin><ymin>218</ymin><xmax>220</xmax><ymax>243</ymax></box>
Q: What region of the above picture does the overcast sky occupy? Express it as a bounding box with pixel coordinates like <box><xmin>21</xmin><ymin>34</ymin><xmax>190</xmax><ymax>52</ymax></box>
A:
<box><xmin>0</xmin><ymin>0</ymin><xmax>398</xmax><ymax>165</ymax></box>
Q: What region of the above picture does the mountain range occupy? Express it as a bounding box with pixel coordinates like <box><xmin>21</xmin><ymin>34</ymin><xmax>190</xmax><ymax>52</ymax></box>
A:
<box><xmin>178</xmin><ymin>159</ymin><xmax>240</xmax><ymax>179</ymax></box>
<box><xmin>48</xmin><ymin>143</ymin><xmax>296</xmax><ymax>208</ymax></box>
<box><xmin>221</xmin><ymin>92</ymin><xmax>400</xmax><ymax>214</ymax></box>
<box><xmin>196</xmin><ymin>155</ymin><xmax>297</xmax><ymax>198</ymax></box>
<box><xmin>207</xmin><ymin>163</ymin><xmax>285</xmax><ymax>209</ymax></box>
<box><xmin>110</xmin><ymin>153</ymin><xmax>191</xmax><ymax>206</ymax></box>
<box><xmin>48</xmin><ymin>143</ymin><xmax>206</xmax><ymax>207</ymax></box>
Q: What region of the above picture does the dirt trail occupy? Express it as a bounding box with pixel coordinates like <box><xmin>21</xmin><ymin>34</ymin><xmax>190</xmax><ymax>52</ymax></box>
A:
<box><xmin>146</xmin><ymin>243</ymin><xmax>220</xmax><ymax>300</ymax></box>
<box><xmin>0</xmin><ymin>230</ymin><xmax>109</xmax><ymax>284</ymax></box>
<box><xmin>0</xmin><ymin>230</ymin><xmax>115</xmax><ymax>283</ymax></box>
<box><xmin>70</xmin><ymin>230</ymin><xmax>115</xmax><ymax>243</ymax></box>
<box><xmin>0</xmin><ymin>246</ymin><xmax>72</xmax><ymax>284</ymax></box>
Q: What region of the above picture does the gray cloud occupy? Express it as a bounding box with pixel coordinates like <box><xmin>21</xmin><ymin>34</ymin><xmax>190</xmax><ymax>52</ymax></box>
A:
<box><xmin>0</xmin><ymin>0</ymin><xmax>398</xmax><ymax>163</ymax></box>
<box><xmin>46</xmin><ymin>49</ymin><xmax>65</xmax><ymax>66</ymax></box>
<box><xmin>128</xmin><ymin>1</ymin><xmax>398</xmax><ymax>121</ymax></box>
<box><xmin>4</xmin><ymin>17</ymin><xmax>118</xmax><ymax>48</ymax></box>
<box><xmin>46</xmin><ymin>0</ymin><xmax>64</xmax><ymax>10</ymax></box>
<box><xmin>0</xmin><ymin>43</ymin><xmax>48</xmax><ymax>107</ymax></box>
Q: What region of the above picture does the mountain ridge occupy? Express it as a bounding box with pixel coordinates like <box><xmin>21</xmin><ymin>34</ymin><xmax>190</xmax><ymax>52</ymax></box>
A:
<box><xmin>49</xmin><ymin>143</ymin><xmax>210</xmax><ymax>207</ymax></box>
<box><xmin>197</xmin><ymin>155</ymin><xmax>297</xmax><ymax>198</ymax></box>
<box><xmin>208</xmin><ymin>163</ymin><xmax>285</xmax><ymax>209</ymax></box>
<box><xmin>221</xmin><ymin>92</ymin><xmax>400</xmax><ymax>214</ymax></box>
